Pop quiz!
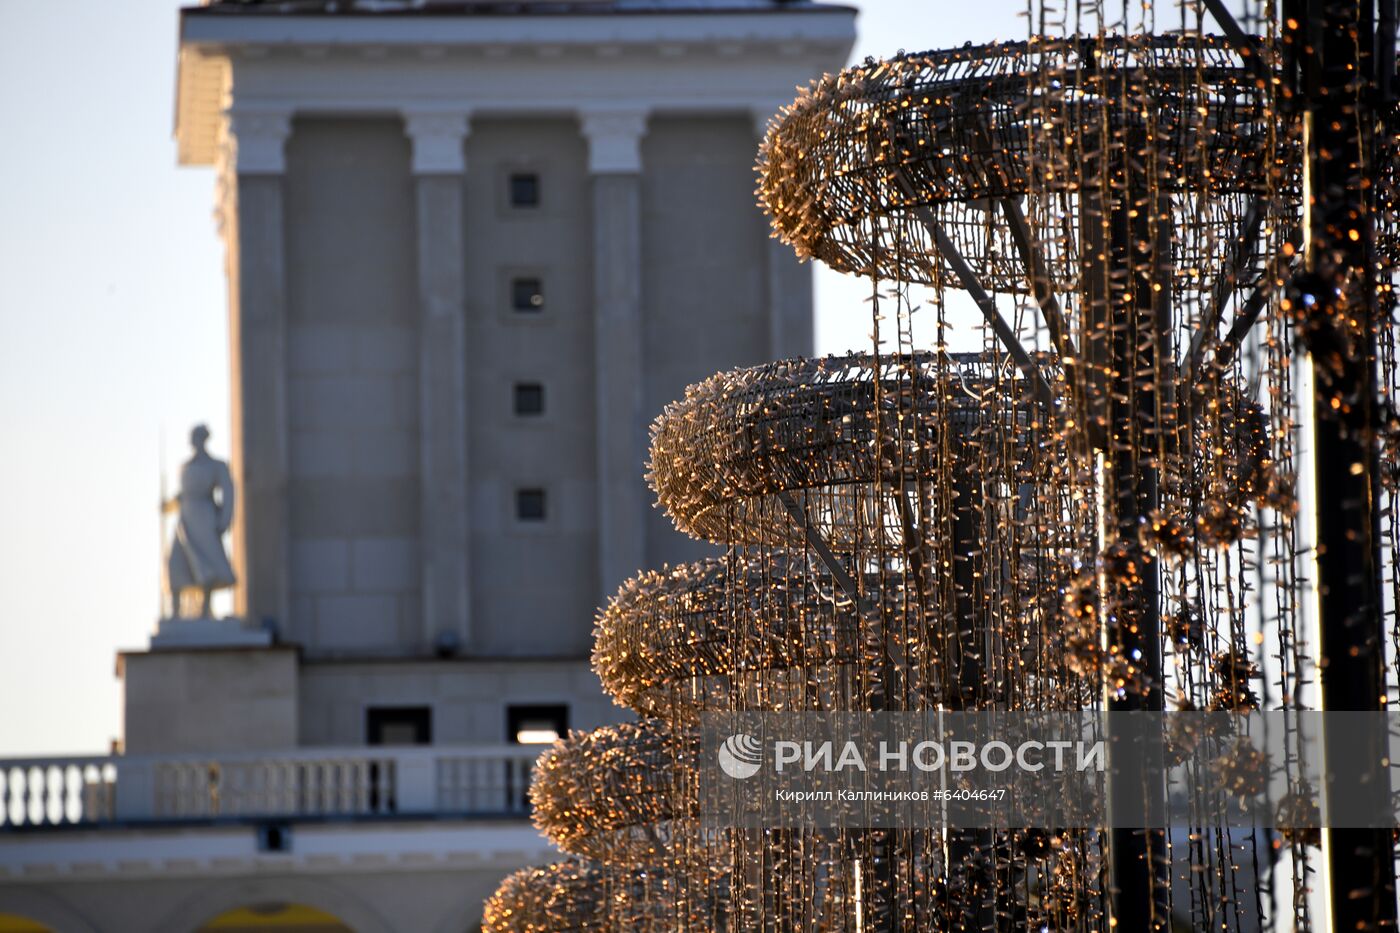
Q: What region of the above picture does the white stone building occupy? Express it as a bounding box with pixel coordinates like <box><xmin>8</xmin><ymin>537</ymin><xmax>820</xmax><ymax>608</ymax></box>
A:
<box><xmin>0</xmin><ymin>1</ymin><xmax>854</xmax><ymax>930</ymax></box>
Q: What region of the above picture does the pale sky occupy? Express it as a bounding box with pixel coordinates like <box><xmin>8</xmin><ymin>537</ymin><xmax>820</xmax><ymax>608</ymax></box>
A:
<box><xmin>0</xmin><ymin>0</ymin><xmax>1030</xmax><ymax>756</ymax></box>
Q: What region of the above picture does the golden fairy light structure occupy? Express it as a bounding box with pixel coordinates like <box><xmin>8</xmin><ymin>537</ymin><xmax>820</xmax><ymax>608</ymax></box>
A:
<box><xmin>527</xmin><ymin>720</ymin><xmax>726</xmax><ymax>932</ymax></box>
<box><xmin>482</xmin><ymin>859</ymin><xmax>681</xmax><ymax>933</ymax></box>
<box><xmin>607</xmin><ymin>347</ymin><xmax>1101</xmax><ymax>931</ymax></box>
<box><xmin>528</xmin><ymin>719</ymin><xmax>696</xmax><ymax>867</ymax></box>
<box><xmin>483</xmin><ymin>860</ymin><xmax>608</xmax><ymax>933</ymax></box>
<box><xmin>746</xmin><ymin>26</ymin><xmax>1303</xmax><ymax>931</ymax></box>
<box><xmin>487</xmin><ymin>1</ymin><xmax>1400</xmax><ymax>929</ymax></box>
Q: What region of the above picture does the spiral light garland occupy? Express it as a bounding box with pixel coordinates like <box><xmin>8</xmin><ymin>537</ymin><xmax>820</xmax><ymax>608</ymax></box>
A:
<box><xmin>489</xmin><ymin>2</ymin><xmax>1400</xmax><ymax>929</ymax></box>
<box><xmin>713</xmin><ymin>24</ymin><xmax>1298</xmax><ymax>933</ymax></box>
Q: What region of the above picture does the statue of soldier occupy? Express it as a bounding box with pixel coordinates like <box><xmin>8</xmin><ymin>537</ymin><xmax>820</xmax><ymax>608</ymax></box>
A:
<box><xmin>165</xmin><ymin>424</ymin><xmax>236</xmax><ymax>618</ymax></box>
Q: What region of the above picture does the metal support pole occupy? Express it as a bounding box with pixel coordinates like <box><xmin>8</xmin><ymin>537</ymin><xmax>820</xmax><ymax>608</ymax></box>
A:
<box><xmin>1292</xmin><ymin>1</ymin><xmax>1399</xmax><ymax>929</ymax></box>
<box><xmin>1082</xmin><ymin>119</ymin><xmax>1171</xmax><ymax>929</ymax></box>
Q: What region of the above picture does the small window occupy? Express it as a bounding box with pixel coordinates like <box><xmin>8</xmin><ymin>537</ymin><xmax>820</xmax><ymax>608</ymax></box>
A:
<box><xmin>366</xmin><ymin>706</ymin><xmax>432</xmax><ymax>746</ymax></box>
<box><xmin>516</xmin><ymin>488</ymin><xmax>547</xmax><ymax>522</ymax></box>
<box><xmin>511</xmin><ymin>277</ymin><xmax>544</xmax><ymax>313</ymax></box>
<box><xmin>509</xmin><ymin>172</ymin><xmax>540</xmax><ymax>208</ymax></box>
<box><xmin>514</xmin><ymin>383</ymin><xmax>545</xmax><ymax>416</ymax></box>
<box><xmin>507</xmin><ymin>704</ymin><xmax>569</xmax><ymax>745</ymax></box>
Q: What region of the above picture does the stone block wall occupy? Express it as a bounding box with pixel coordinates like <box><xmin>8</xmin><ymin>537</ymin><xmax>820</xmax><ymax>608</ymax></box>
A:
<box><xmin>283</xmin><ymin>118</ymin><xmax>422</xmax><ymax>655</ymax></box>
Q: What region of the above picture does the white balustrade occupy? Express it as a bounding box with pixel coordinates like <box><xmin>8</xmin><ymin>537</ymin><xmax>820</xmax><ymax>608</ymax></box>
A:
<box><xmin>0</xmin><ymin>758</ymin><xmax>116</xmax><ymax>827</ymax></box>
<box><xmin>0</xmin><ymin>746</ymin><xmax>538</xmax><ymax>827</ymax></box>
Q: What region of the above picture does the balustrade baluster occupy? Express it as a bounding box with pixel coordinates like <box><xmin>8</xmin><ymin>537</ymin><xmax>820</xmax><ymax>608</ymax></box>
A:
<box><xmin>271</xmin><ymin>760</ymin><xmax>286</xmax><ymax>815</ymax></box>
<box><xmin>384</xmin><ymin>758</ymin><xmax>396</xmax><ymax>814</ymax></box>
<box><xmin>207</xmin><ymin>762</ymin><xmax>221</xmax><ymax>817</ymax></box>
<box><xmin>168</xmin><ymin>764</ymin><xmax>185</xmax><ymax>817</ymax></box>
<box><xmin>305</xmin><ymin>762</ymin><xmax>318</xmax><ymax>814</ymax></box>
<box><xmin>438</xmin><ymin>759</ymin><xmax>455</xmax><ymax>811</ymax></box>
<box><xmin>224</xmin><ymin>763</ymin><xmax>242</xmax><ymax>816</ymax></box>
<box><xmin>339</xmin><ymin>761</ymin><xmax>353</xmax><ymax>813</ymax></box>
<box><xmin>322</xmin><ymin>761</ymin><xmax>334</xmax><ymax>814</ymax></box>
<box><xmin>61</xmin><ymin>764</ymin><xmax>76</xmax><ymax>824</ymax></box>
<box><xmin>27</xmin><ymin>766</ymin><xmax>41</xmax><ymax>826</ymax></box>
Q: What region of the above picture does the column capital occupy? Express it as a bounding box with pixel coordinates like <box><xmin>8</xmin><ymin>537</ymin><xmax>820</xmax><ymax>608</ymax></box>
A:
<box><xmin>227</xmin><ymin>106</ymin><xmax>293</xmax><ymax>175</ymax></box>
<box><xmin>403</xmin><ymin>110</ymin><xmax>472</xmax><ymax>175</ymax></box>
<box><xmin>579</xmin><ymin>107</ymin><xmax>650</xmax><ymax>174</ymax></box>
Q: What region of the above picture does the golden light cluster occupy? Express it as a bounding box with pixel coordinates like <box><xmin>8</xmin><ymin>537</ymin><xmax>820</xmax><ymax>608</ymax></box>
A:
<box><xmin>482</xmin><ymin>860</ymin><xmax>685</xmax><ymax>933</ymax></box>
<box><xmin>482</xmin><ymin>860</ymin><xmax>607</xmax><ymax>933</ymax></box>
<box><xmin>592</xmin><ymin>551</ymin><xmax>923</xmax><ymax>719</ymax></box>
<box><xmin>528</xmin><ymin>719</ymin><xmax>699</xmax><ymax>866</ymax></box>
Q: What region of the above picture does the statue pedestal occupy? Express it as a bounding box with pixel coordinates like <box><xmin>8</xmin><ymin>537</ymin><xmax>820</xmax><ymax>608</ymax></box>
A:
<box><xmin>150</xmin><ymin>616</ymin><xmax>271</xmax><ymax>650</ymax></box>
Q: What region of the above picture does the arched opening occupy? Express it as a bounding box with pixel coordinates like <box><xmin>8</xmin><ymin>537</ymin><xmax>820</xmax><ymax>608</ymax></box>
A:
<box><xmin>197</xmin><ymin>904</ymin><xmax>351</xmax><ymax>933</ymax></box>
<box><xmin>0</xmin><ymin>914</ymin><xmax>52</xmax><ymax>933</ymax></box>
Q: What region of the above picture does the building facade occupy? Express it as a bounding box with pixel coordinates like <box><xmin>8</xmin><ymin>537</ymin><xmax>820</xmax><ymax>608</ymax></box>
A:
<box><xmin>0</xmin><ymin>1</ymin><xmax>854</xmax><ymax>930</ymax></box>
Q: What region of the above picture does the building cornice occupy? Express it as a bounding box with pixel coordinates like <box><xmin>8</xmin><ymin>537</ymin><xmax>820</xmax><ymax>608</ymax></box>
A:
<box><xmin>175</xmin><ymin>7</ymin><xmax>854</xmax><ymax>166</ymax></box>
<box><xmin>0</xmin><ymin>822</ymin><xmax>549</xmax><ymax>883</ymax></box>
<box><xmin>180</xmin><ymin>8</ymin><xmax>856</xmax><ymax>46</ymax></box>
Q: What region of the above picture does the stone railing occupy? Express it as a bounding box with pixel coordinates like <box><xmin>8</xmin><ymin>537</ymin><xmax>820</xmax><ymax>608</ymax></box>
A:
<box><xmin>0</xmin><ymin>746</ymin><xmax>539</xmax><ymax>828</ymax></box>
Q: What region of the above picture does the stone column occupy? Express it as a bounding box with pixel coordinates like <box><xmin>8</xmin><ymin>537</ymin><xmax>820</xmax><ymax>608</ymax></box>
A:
<box><xmin>224</xmin><ymin>106</ymin><xmax>292</xmax><ymax>631</ymax></box>
<box><xmin>755</xmin><ymin>105</ymin><xmax>813</xmax><ymax>360</ymax></box>
<box><xmin>581</xmin><ymin>108</ymin><xmax>650</xmax><ymax>600</ymax></box>
<box><xmin>404</xmin><ymin>111</ymin><xmax>472</xmax><ymax>652</ymax></box>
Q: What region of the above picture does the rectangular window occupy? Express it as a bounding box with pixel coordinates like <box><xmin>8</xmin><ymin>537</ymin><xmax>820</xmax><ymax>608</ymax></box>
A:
<box><xmin>509</xmin><ymin>172</ymin><xmax>540</xmax><ymax>208</ymax></box>
<box><xmin>515</xmin><ymin>488</ymin><xmax>547</xmax><ymax>522</ymax></box>
<box><xmin>507</xmin><ymin>704</ymin><xmax>569</xmax><ymax>745</ymax></box>
<box><xmin>511</xmin><ymin>277</ymin><xmax>544</xmax><ymax>313</ymax></box>
<box><xmin>366</xmin><ymin>706</ymin><xmax>432</xmax><ymax>746</ymax></box>
<box><xmin>513</xmin><ymin>382</ymin><xmax>545</xmax><ymax>416</ymax></box>
<box><xmin>505</xmin><ymin>704</ymin><xmax>568</xmax><ymax>812</ymax></box>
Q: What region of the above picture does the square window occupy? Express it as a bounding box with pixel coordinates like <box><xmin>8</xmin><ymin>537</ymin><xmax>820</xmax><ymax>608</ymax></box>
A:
<box><xmin>512</xmin><ymin>277</ymin><xmax>544</xmax><ymax>313</ymax></box>
<box><xmin>516</xmin><ymin>488</ymin><xmax>547</xmax><ymax>522</ymax></box>
<box><xmin>514</xmin><ymin>383</ymin><xmax>545</xmax><ymax>416</ymax></box>
<box><xmin>509</xmin><ymin>173</ymin><xmax>540</xmax><ymax>208</ymax></box>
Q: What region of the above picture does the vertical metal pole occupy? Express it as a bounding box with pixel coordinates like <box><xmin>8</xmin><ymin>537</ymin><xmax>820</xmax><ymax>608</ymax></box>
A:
<box><xmin>943</xmin><ymin>460</ymin><xmax>997</xmax><ymax>931</ymax></box>
<box><xmin>1082</xmin><ymin>111</ymin><xmax>1170</xmax><ymax>930</ymax></box>
<box><xmin>1295</xmin><ymin>1</ymin><xmax>1400</xmax><ymax>929</ymax></box>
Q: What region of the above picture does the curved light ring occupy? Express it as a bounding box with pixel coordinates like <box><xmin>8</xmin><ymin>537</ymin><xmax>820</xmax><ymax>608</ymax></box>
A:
<box><xmin>593</xmin><ymin>553</ymin><xmax>927</xmax><ymax>721</ymax></box>
<box><xmin>757</xmin><ymin>35</ymin><xmax>1295</xmax><ymax>291</ymax></box>
<box><xmin>529</xmin><ymin>719</ymin><xmax>704</xmax><ymax>868</ymax></box>
<box><xmin>647</xmin><ymin>351</ymin><xmax>1057</xmax><ymax>548</ymax></box>
<box><xmin>483</xmin><ymin>860</ymin><xmax>688</xmax><ymax>933</ymax></box>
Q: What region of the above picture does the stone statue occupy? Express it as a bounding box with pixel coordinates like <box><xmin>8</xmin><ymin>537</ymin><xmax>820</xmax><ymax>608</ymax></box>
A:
<box><xmin>164</xmin><ymin>424</ymin><xmax>236</xmax><ymax>619</ymax></box>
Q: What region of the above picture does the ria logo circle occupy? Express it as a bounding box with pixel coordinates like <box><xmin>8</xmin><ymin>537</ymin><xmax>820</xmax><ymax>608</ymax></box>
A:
<box><xmin>718</xmin><ymin>733</ymin><xmax>763</xmax><ymax>780</ymax></box>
